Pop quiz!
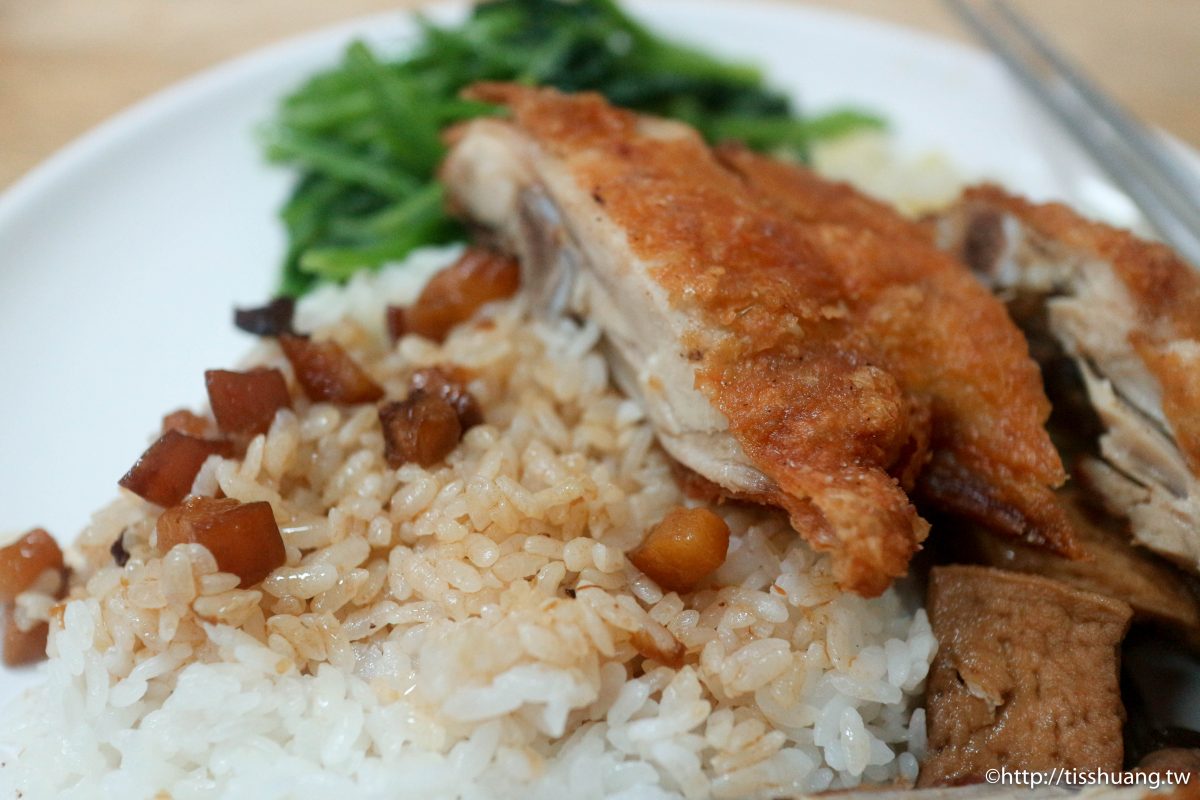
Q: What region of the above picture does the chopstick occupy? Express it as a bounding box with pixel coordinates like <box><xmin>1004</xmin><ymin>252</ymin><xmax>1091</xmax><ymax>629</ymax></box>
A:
<box><xmin>944</xmin><ymin>0</ymin><xmax>1200</xmax><ymax>267</ymax></box>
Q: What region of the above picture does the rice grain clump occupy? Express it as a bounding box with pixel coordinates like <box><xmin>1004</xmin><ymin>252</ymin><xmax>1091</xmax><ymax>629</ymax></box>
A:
<box><xmin>1</xmin><ymin>246</ymin><xmax>935</xmax><ymax>799</ymax></box>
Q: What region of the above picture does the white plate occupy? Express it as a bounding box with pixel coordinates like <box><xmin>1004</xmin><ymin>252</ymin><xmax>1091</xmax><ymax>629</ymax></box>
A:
<box><xmin>0</xmin><ymin>0</ymin><xmax>1193</xmax><ymax>723</ymax></box>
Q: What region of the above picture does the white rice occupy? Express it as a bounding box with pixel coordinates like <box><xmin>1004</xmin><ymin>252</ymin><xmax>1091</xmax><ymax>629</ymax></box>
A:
<box><xmin>812</xmin><ymin>132</ymin><xmax>964</xmax><ymax>216</ymax></box>
<box><xmin>0</xmin><ymin>144</ymin><xmax>945</xmax><ymax>799</ymax></box>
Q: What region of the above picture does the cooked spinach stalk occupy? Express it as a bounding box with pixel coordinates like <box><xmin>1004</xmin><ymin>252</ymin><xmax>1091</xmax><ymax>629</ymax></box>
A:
<box><xmin>264</xmin><ymin>0</ymin><xmax>884</xmax><ymax>296</ymax></box>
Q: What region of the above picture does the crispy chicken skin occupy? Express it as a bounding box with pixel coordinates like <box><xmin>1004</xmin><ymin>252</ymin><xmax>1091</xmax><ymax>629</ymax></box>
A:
<box><xmin>715</xmin><ymin>144</ymin><xmax>937</xmax><ymax>244</ymax></box>
<box><xmin>937</xmin><ymin>185</ymin><xmax>1200</xmax><ymax>573</ymax></box>
<box><xmin>442</xmin><ymin>84</ymin><xmax>929</xmax><ymax>595</ymax></box>
<box><xmin>949</xmin><ymin>487</ymin><xmax>1200</xmax><ymax>640</ymax></box>
<box><xmin>717</xmin><ymin>149</ymin><xmax>1075</xmax><ymax>556</ymax></box>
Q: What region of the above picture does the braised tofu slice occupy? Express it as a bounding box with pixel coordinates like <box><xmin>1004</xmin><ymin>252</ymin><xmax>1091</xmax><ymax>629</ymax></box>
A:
<box><xmin>920</xmin><ymin>565</ymin><xmax>1131</xmax><ymax>787</ymax></box>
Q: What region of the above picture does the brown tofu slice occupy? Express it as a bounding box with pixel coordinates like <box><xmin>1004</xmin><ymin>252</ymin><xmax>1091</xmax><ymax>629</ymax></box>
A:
<box><xmin>920</xmin><ymin>565</ymin><xmax>1132</xmax><ymax>787</ymax></box>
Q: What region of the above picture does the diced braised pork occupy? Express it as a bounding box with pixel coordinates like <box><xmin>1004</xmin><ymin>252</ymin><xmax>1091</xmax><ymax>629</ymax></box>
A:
<box><xmin>156</xmin><ymin>497</ymin><xmax>285</xmax><ymax>588</ymax></box>
<box><xmin>205</xmin><ymin>367</ymin><xmax>292</xmax><ymax>437</ymax></box>
<box><xmin>234</xmin><ymin>297</ymin><xmax>296</xmax><ymax>337</ymax></box>
<box><xmin>110</xmin><ymin>532</ymin><xmax>131</xmax><ymax>567</ymax></box>
<box><xmin>279</xmin><ymin>334</ymin><xmax>383</xmax><ymax>404</ymax></box>
<box><xmin>379</xmin><ymin>390</ymin><xmax>463</xmax><ymax>468</ymax></box>
<box><xmin>385</xmin><ymin>305</ymin><xmax>409</xmax><ymax>344</ymax></box>
<box><xmin>119</xmin><ymin>430</ymin><xmax>234</xmax><ymax>507</ymax></box>
<box><xmin>0</xmin><ymin>529</ymin><xmax>64</xmax><ymax>667</ymax></box>
<box><xmin>0</xmin><ymin>529</ymin><xmax>64</xmax><ymax>602</ymax></box>
<box><xmin>161</xmin><ymin>409</ymin><xmax>212</xmax><ymax>437</ymax></box>
<box><xmin>409</xmin><ymin>365</ymin><xmax>483</xmax><ymax>429</ymax></box>
<box><xmin>3</xmin><ymin>605</ymin><xmax>48</xmax><ymax>667</ymax></box>
<box><xmin>388</xmin><ymin>247</ymin><xmax>519</xmax><ymax>342</ymax></box>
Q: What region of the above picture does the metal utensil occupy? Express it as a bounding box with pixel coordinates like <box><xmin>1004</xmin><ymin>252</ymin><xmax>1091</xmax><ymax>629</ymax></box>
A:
<box><xmin>945</xmin><ymin>0</ymin><xmax>1200</xmax><ymax>266</ymax></box>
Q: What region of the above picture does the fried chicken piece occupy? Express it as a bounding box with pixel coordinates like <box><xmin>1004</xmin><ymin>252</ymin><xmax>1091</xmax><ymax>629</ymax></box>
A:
<box><xmin>949</xmin><ymin>487</ymin><xmax>1200</xmax><ymax>640</ymax></box>
<box><xmin>716</xmin><ymin>148</ymin><xmax>1074</xmax><ymax>555</ymax></box>
<box><xmin>937</xmin><ymin>184</ymin><xmax>1200</xmax><ymax>573</ymax></box>
<box><xmin>442</xmin><ymin>84</ymin><xmax>928</xmax><ymax>595</ymax></box>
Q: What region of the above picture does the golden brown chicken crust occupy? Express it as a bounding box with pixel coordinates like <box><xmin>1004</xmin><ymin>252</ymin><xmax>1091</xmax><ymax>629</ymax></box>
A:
<box><xmin>952</xmin><ymin>486</ymin><xmax>1200</xmax><ymax>640</ymax></box>
<box><xmin>466</xmin><ymin>82</ymin><xmax>926</xmax><ymax>595</ymax></box>
<box><xmin>961</xmin><ymin>185</ymin><xmax>1200</xmax><ymax>338</ymax></box>
<box><xmin>1132</xmin><ymin>336</ymin><xmax>1200</xmax><ymax>476</ymax></box>
<box><xmin>714</xmin><ymin>145</ymin><xmax>937</xmax><ymax>245</ymax></box>
<box><xmin>962</xmin><ymin>184</ymin><xmax>1200</xmax><ymax>476</ymax></box>
<box><xmin>718</xmin><ymin>149</ymin><xmax>1076</xmax><ymax>556</ymax></box>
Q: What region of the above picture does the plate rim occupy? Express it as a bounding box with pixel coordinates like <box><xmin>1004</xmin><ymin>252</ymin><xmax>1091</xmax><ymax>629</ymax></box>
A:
<box><xmin>3</xmin><ymin>0</ymin><xmax>1197</xmax><ymax>706</ymax></box>
<box><xmin>0</xmin><ymin>0</ymin><xmax>1009</xmax><ymax>228</ymax></box>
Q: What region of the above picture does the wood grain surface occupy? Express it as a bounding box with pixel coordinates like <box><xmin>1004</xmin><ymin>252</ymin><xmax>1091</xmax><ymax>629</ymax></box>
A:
<box><xmin>2</xmin><ymin>0</ymin><xmax>1197</xmax><ymax>188</ymax></box>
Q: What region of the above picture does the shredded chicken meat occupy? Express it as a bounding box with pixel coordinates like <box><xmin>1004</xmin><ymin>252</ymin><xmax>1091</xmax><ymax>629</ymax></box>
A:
<box><xmin>937</xmin><ymin>185</ymin><xmax>1200</xmax><ymax>574</ymax></box>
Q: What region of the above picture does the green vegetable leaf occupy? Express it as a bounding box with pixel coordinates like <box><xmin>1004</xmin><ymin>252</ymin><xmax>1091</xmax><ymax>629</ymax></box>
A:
<box><xmin>265</xmin><ymin>0</ymin><xmax>886</xmax><ymax>296</ymax></box>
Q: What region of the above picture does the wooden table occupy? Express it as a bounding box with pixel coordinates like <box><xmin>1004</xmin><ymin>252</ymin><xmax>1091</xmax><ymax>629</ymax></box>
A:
<box><xmin>3</xmin><ymin>0</ymin><xmax>1198</xmax><ymax>189</ymax></box>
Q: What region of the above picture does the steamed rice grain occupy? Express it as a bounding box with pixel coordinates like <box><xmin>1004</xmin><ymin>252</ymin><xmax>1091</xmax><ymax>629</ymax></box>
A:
<box><xmin>1</xmin><ymin>240</ymin><xmax>937</xmax><ymax>799</ymax></box>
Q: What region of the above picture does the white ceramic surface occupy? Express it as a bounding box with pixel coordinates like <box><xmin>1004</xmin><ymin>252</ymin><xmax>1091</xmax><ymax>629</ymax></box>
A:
<box><xmin>1</xmin><ymin>0</ymin><xmax>1193</xmax><ymax>726</ymax></box>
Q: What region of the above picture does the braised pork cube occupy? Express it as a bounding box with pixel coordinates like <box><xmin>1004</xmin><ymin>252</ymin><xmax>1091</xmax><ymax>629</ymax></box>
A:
<box><xmin>919</xmin><ymin>566</ymin><xmax>1131</xmax><ymax>787</ymax></box>
<box><xmin>161</xmin><ymin>409</ymin><xmax>211</xmax><ymax>437</ymax></box>
<box><xmin>279</xmin><ymin>334</ymin><xmax>383</xmax><ymax>404</ymax></box>
<box><xmin>379</xmin><ymin>390</ymin><xmax>462</xmax><ymax>468</ymax></box>
<box><xmin>3</xmin><ymin>605</ymin><xmax>48</xmax><ymax>667</ymax></box>
<box><xmin>234</xmin><ymin>297</ymin><xmax>295</xmax><ymax>337</ymax></box>
<box><xmin>0</xmin><ymin>529</ymin><xmax>64</xmax><ymax>602</ymax></box>
<box><xmin>0</xmin><ymin>529</ymin><xmax>63</xmax><ymax>667</ymax></box>
<box><xmin>410</xmin><ymin>365</ymin><xmax>483</xmax><ymax>429</ymax></box>
<box><xmin>205</xmin><ymin>368</ymin><xmax>292</xmax><ymax>437</ymax></box>
<box><xmin>385</xmin><ymin>305</ymin><xmax>408</xmax><ymax>344</ymax></box>
<box><xmin>390</xmin><ymin>248</ymin><xmax>519</xmax><ymax>342</ymax></box>
<box><xmin>629</xmin><ymin>507</ymin><xmax>730</xmax><ymax>594</ymax></box>
<box><xmin>156</xmin><ymin>497</ymin><xmax>285</xmax><ymax>588</ymax></box>
<box><xmin>110</xmin><ymin>533</ymin><xmax>130</xmax><ymax>567</ymax></box>
<box><xmin>119</xmin><ymin>430</ymin><xmax>233</xmax><ymax>507</ymax></box>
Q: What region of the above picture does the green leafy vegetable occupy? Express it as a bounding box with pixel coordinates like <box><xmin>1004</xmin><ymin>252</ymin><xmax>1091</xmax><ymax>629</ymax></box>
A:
<box><xmin>264</xmin><ymin>0</ymin><xmax>885</xmax><ymax>296</ymax></box>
